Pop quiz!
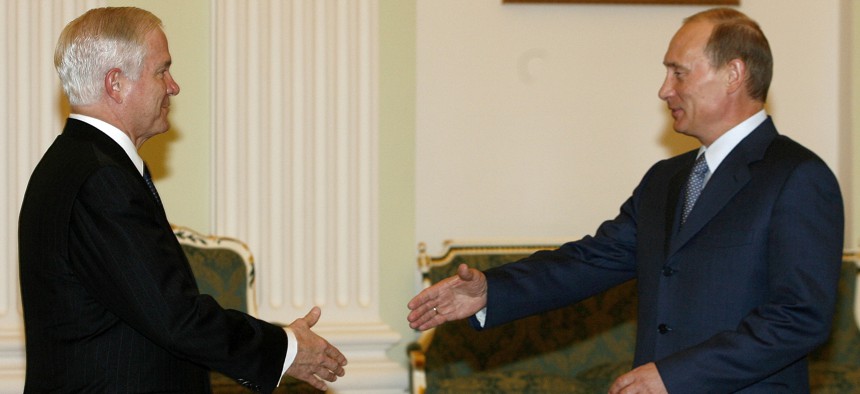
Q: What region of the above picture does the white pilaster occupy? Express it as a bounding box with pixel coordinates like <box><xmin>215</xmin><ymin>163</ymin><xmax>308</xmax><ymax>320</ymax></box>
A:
<box><xmin>212</xmin><ymin>1</ymin><xmax>406</xmax><ymax>392</ymax></box>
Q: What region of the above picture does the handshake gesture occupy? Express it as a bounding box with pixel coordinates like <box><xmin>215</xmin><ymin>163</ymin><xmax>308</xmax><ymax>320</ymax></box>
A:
<box><xmin>286</xmin><ymin>307</ymin><xmax>348</xmax><ymax>391</ymax></box>
<box><xmin>406</xmin><ymin>264</ymin><xmax>489</xmax><ymax>331</ymax></box>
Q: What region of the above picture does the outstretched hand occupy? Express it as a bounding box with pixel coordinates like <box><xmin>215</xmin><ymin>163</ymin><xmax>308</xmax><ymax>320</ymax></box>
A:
<box><xmin>407</xmin><ymin>263</ymin><xmax>488</xmax><ymax>331</ymax></box>
<box><xmin>608</xmin><ymin>362</ymin><xmax>667</xmax><ymax>394</ymax></box>
<box><xmin>285</xmin><ymin>307</ymin><xmax>348</xmax><ymax>391</ymax></box>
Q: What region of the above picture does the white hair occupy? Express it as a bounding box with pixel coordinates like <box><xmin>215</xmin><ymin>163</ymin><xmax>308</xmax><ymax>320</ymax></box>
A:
<box><xmin>54</xmin><ymin>7</ymin><xmax>162</xmax><ymax>106</ymax></box>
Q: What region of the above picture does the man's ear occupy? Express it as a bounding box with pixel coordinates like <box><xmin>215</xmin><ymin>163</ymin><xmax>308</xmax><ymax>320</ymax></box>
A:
<box><xmin>725</xmin><ymin>58</ymin><xmax>746</xmax><ymax>95</ymax></box>
<box><xmin>104</xmin><ymin>68</ymin><xmax>124</xmax><ymax>103</ymax></box>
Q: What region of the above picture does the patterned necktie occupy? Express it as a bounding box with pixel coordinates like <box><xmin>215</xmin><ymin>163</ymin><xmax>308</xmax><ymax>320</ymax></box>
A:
<box><xmin>681</xmin><ymin>154</ymin><xmax>709</xmax><ymax>225</ymax></box>
<box><xmin>143</xmin><ymin>165</ymin><xmax>162</xmax><ymax>206</ymax></box>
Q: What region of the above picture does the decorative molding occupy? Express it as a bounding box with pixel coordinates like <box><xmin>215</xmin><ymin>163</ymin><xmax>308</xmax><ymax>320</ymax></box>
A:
<box><xmin>212</xmin><ymin>1</ymin><xmax>405</xmax><ymax>391</ymax></box>
<box><xmin>503</xmin><ymin>0</ymin><xmax>739</xmax><ymax>4</ymax></box>
<box><xmin>214</xmin><ymin>0</ymin><xmax>383</xmax><ymax>322</ymax></box>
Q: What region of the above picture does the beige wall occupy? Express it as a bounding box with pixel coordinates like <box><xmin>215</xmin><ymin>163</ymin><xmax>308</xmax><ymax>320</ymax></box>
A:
<box><xmin>852</xmin><ymin>0</ymin><xmax>860</xmax><ymax>251</ymax></box>
<box><xmin>416</xmin><ymin>0</ymin><xmax>853</xmax><ymax>254</ymax></box>
<box><xmin>378</xmin><ymin>0</ymin><xmax>418</xmax><ymax>364</ymax></box>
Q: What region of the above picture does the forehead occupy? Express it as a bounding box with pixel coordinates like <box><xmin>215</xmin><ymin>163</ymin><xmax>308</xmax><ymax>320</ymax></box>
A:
<box><xmin>663</xmin><ymin>21</ymin><xmax>713</xmax><ymax>67</ymax></box>
<box><xmin>143</xmin><ymin>28</ymin><xmax>171</xmax><ymax>64</ymax></box>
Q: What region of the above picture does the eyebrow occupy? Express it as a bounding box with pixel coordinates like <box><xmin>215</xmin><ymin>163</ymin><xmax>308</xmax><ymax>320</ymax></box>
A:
<box><xmin>663</xmin><ymin>61</ymin><xmax>689</xmax><ymax>72</ymax></box>
<box><xmin>155</xmin><ymin>59</ymin><xmax>172</xmax><ymax>72</ymax></box>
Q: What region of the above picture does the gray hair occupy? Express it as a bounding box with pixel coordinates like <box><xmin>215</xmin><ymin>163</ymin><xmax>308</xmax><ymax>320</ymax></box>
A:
<box><xmin>54</xmin><ymin>7</ymin><xmax>163</xmax><ymax>106</ymax></box>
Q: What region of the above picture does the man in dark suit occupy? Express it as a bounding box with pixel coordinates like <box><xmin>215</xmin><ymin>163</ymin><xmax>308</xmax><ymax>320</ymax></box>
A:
<box><xmin>18</xmin><ymin>7</ymin><xmax>346</xmax><ymax>393</ymax></box>
<box><xmin>408</xmin><ymin>8</ymin><xmax>843</xmax><ymax>393</ymax></box>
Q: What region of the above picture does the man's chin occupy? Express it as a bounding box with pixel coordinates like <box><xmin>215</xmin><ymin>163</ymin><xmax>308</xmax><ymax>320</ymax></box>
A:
<box><xmin>673</xmin><ymin>127</ymin><xmax>694</xmax><ymax>138</ymax></box>
<box><xmin>157</xmin><ymin>117</ymin><xmax>171</xmax><ymax>134</ymax></box>
<box><xmin>147</xmin><ymin>126</ymin><xmax>170</xmax><ymax>140</ymax></box>
<box><xmin>671</xmin><ymin>120</ymin><xmax>689</xmax><ymax>134</ymax></box>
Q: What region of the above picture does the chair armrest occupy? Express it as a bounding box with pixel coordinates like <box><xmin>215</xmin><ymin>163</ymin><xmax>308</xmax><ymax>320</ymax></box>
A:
<box><xmin>854</xmin><ymin>259</ymin><xmax>860</xmax><ymax>332</ymax></box>
<box><xmin>409</xmin><ymin>346</ymin><xmax>426</xmax><ymax>394</ymax></box>
<box><xmin>408</xmin><ymin>328</ymin><xmax>435</xmax><ymax>394</ymax></box>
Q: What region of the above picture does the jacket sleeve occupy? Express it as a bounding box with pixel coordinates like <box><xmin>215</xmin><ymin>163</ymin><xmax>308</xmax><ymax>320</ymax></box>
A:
<box><xmin>479</xmin><ymin>184</ymin><xmax>644</xmax><ymax>329</ymax></box>
<box><xmin>68</xmin><ymin>165</ymin><xmax>288</xmax><ymax>392</ymax></box>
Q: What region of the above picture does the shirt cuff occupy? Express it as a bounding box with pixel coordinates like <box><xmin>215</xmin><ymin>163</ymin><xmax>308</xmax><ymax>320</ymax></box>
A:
<box><xmin>279</xmin><ymin>327</ymin><xmax>298</xmax><ymax>386</ymax></box>
<box><xmin>475</xmin><ymin>307</ymin><xmax>487</xmax><ymax>327</ymax></box>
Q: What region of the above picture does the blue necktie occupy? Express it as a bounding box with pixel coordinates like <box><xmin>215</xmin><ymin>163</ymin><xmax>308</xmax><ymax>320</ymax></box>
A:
<box><xmin>143</xmin><ymin>165</ymin><xmax>162</xmax><ymax>206</ymax></box>
<box><xmin>682</xmin><ymin>154</ymin><xmax>709</xmax><ymax>225</ymax></box>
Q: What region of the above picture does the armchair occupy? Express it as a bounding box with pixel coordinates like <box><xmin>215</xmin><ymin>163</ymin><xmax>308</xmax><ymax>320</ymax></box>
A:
<box><xmin>173</xmin><ymin>225</ymin><xmax>320</xmax><ymax>393</ymax></box>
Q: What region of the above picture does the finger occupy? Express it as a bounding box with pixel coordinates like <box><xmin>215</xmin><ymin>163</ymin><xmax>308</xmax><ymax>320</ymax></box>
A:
<box><xmin>295</xmin><ymin>371</ymin><xmax>328</xmax><ymax>391</ymax></box>
<box><xmin>303</xmin><ymin>306</ymin><xmax>321</xmax><ymax>327</ymax></box>
<box><xmin>408</xmin><ymin>310</ymin><xmax>430</xmax><ymax>330</ymax></box>
<box><xmin>311</xmin><ymin>354</ymin><xmax>345</xmax><ymax>381</ymax></box>
<box><xmin>406</xmin><ymin>293</ymin><xmax>424</xmax><ymax>310</ymax></box>
<box><xmin>316</xmin><ymin>366</ymin><xmax>340</xmax><ymax>382</ymax></box>
<box><xmin>410</xmin><ymin>316</ymin><xmax>434</xmax><ymax>330</ymax></box>
<box><xmin>407</xmin><ymin>301</ymin><xmax>435</xmax><ymax>322</ymax></box>
<box><xmin>407</xmin><ymin>287</ymin><xmax>438</xmax><ymax>310</ymax></box>
<box><xmin>415</xmin><ymin>309</ymin><xmax>448</xmax><ymax>331</ymax></box>
<box><xmin>328</xmin><ymin>365</ymin><xmax>345</xmax><ymax>378</ymax></box>
<box><xmin>406</xmin><ymin>300</ymin><xmax>425</xmax><ymax>319</ymax></box>
<box><xmin>457</xmin><ymin>263</ymin><xmax>473</xmax><ymax>280</ymax></box>
<box><xmin>328</xmin><ymin>346</ymin><xmax>348</xmax><ymax>367</ymax></box>
<box><xmin>408</xmin><ymin>304</ymin><xmax>442</xmax><ymax>329</ymax></box>
<box><xmin>323</xmin><ymin>362</ymin><xmax>346</xmax><ymax>380</ymax></box>
<box><xmin>407</xmin><ymin>294</ymin><xmax>440</xmax><ymax>323</ymax></box>
<box><xmin>309</xmin><ymin>376</ymin><xmax>328</xmax><ymax>391</ymax></box>
<box><xmin>608</xmin><ymin>373</ymin><xmax>631</xmax><ymax>394</ymax></box>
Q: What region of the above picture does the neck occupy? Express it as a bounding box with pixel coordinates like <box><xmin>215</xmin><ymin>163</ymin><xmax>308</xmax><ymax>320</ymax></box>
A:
<box><xmin>698</xmin><ymin>101</ymin><xmax>764</xmax><ymax>147</ymax></box>
<box><xmin>71</xmin><ymin>104</ymin><xmax>142</xmax><ymax>149</ymax></box>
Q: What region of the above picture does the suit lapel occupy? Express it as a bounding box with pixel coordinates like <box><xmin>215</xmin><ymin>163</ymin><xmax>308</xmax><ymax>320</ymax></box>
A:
<box><xmin>667</xmin><ymin>117</ymin><xmax>778</xmax><ymax>258</ymax></box>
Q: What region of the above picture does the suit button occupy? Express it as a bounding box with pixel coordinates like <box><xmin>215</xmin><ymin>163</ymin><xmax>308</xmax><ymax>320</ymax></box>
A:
<box><xmin>658</xmin><ymin>324</ymin><xmax>672</xmax><ymax>334</ymax></box>
<box><xmin>661</xmin><ymin>266</ymin><xmax>675</xmax><ymax>276</ymax></box>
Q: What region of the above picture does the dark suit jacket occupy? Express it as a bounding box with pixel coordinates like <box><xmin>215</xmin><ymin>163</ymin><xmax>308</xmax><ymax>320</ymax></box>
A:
<box><xmin>476</xmin><ymin>118</ymin><xmax>844</xmax><ymax>393</ymax></box>
<box><xmin>19</xmin><ymin>119</ymin><xmax>288</xmax><ymax>393</ymax></box>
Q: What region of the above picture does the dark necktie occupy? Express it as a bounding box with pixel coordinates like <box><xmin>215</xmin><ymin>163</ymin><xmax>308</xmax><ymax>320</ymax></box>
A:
<box><xmin>681</xmin><ymin>154</ymin><xmax>709</xmax><ymax>225</ymax></box>
<box><xmin>143</xmin><ymin>165</ymin><xmax>162</xmax><ymax>206</ymax></box>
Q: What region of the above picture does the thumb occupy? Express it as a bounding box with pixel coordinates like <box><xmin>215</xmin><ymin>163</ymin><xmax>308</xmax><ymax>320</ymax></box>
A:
<box><xmin>303</xmin><ymin>306</ymin><xmax>321</xmax><ymax>327</ymax></box>
<box><xmin>457</xmin><ymin>264</ymin><xmax>474</xmax><ymax>281</ymax></box>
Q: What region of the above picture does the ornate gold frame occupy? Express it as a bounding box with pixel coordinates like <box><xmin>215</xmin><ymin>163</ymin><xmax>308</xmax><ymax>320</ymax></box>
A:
<box><xmin>503</xmin><ymin>0</ymin><xmax>740</xmax><ymax>4</ymax></box>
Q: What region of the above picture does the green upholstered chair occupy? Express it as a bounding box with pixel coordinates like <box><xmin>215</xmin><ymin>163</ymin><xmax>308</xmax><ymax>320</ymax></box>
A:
<box><xmin>174</xmin><ymin>225</ymin><xmax>256</xmax><ymax>316</ymax></box>
<box><xmin>808</xmin><ymin>257</ymin><xmax>860</xmax><ymax>393</ymax></box>
<box><xmin>173</xmin><ymin>225</ymin><xmax>258</xmax><ymax>393</ymax></box>
<box><xmin>173</xmin><ymin>225</ymin><xmax>317</xmax><ymax>393</ymax></box>
<box><xmin>409</xmin><ymin>240</ymin><xmax>638</xmax><ymax>394</ymax></box>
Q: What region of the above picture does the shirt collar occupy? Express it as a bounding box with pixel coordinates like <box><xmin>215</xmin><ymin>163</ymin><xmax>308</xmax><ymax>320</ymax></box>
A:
<box><xmin>698</xmin><ymin>109</ymin><xmax>767</xmax><ymax>176</ymax></box>
<box><xmin>69</xmin><ymin>114</ymin><xmax>145</xmax><ymax>176</ymax></box>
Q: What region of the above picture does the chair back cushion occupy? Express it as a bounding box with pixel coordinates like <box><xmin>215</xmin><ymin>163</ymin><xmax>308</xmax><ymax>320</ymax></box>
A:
<box><xmin>173</xmin><ymin>226</ymin><xmax>256</xmax><ymax>316</ymax></box>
